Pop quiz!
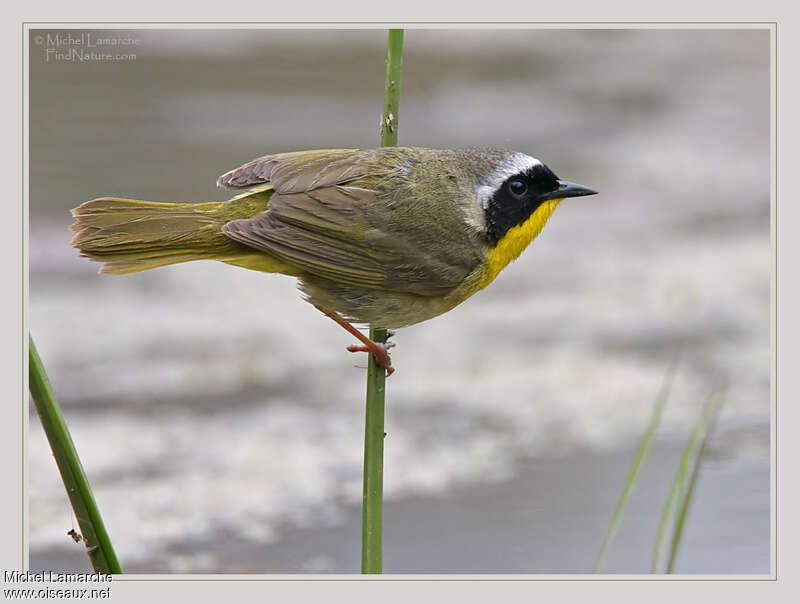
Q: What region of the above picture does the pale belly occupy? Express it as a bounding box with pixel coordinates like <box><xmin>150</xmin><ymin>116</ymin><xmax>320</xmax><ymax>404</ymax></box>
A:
<box><xmin>298</xmin><ymin>270</ymin><xmax>488</xmax><ymax>329</ymax></box>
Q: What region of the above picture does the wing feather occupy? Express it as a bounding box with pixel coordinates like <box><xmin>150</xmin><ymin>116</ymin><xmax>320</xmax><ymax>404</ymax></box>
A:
<box><xmin>222</xmin><ymin>186</ymin><xmax>467</xmax><ymax>296</ymax></box>
<box><xmin>216</xmin><ymin>149</ymin><xmax>368</xmax><ymax>192</ymax></box>
<box><xmin>219</xmin><ymin>149</ymin><xmax>478</xmax><ymax>296</ymax></box>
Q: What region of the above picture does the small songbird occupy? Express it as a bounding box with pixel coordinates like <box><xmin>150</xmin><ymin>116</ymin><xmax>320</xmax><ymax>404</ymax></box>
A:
<box><xmin>71</xmin><ymin>147</ymin><xmax>597</xmax><ymax>375</ymax></box>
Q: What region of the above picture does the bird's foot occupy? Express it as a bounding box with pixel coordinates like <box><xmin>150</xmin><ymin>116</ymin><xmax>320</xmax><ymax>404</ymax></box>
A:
<box><xmin>316</xmin><ymin>306</ymin><xmax>397</xmax><ymax>376</ymax></box>
<box><xmin>346</xmin><ymin>340</ymin><xmax>396</xmax><ymax>376</ymax></box>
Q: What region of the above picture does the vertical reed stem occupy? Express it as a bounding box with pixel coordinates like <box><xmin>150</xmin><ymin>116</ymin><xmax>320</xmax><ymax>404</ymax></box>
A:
<box><xmin>361</xmin><ymin>28</ymin><xmax>404</xmax><ymax>575</ymax></box>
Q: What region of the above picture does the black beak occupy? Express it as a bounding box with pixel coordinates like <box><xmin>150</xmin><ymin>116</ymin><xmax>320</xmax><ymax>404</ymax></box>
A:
<box><xmin>538</xmin><ymin>180</ymin><xmax>598</xmax><ymax>202</ymax></box>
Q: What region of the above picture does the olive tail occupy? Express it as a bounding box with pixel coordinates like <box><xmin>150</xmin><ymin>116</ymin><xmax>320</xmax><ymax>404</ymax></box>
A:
<box><xmin>70</xmin><ymin>197</ymin><xmax>255</xmax><ymax>275</ymax></box>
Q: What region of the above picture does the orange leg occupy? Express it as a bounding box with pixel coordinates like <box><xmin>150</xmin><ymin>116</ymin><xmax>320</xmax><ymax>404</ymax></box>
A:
<box><xmin>317</xmin><ymin>307</ymin><xmax>396</xmax><ymax>376</ymax></box>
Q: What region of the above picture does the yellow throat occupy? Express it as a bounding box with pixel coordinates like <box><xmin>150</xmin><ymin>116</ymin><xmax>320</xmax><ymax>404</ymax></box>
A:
<box><xmin>481</xmin><ymin>198</ymin><xmax>563</xmax><ymax>288</ymax></box>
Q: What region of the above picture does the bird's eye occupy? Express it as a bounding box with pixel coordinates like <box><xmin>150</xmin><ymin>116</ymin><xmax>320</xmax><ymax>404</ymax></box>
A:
<box><xmin>508</xmin><ymin>179</ymin><xmax>528</xmax><ymax>197</ymax></box>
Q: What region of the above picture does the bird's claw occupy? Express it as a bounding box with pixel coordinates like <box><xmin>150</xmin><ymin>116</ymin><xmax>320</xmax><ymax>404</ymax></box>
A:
<box><xmin>346</xmin><ymin>341</ymin><xmax>396</xmax><ymax>376</ymax></box>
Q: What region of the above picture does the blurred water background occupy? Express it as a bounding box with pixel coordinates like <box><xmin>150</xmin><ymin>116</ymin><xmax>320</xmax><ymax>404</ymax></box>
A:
<box><xmin>28</xmin><ymin>28</ymin><xmax>770</xmax><ymax>574</ymax></box>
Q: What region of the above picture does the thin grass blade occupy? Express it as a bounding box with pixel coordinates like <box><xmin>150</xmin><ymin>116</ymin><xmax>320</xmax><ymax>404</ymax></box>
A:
<box><xmin>665</xmin><ymin>387</ymin><xmax>724</xmax><ymax>573</ymax></box>
<box><xmin>651</xmin><ymin>387</ymin><xmax>718</xmax><ymax>573</ymax></box>
<box><xmin>593</xmin><ymin>360</ymin><xmax>678</xmax><ymax>573</ymax></box>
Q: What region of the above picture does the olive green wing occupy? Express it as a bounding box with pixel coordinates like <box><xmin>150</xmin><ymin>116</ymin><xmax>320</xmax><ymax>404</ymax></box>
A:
<box><xmin>221</xmin><ymin>185</ymin><xmax>471</xmax><ymax>296</ymax></box>
<box><xmin>216</xmin><ymin>149</ymin><xmax>368</xmax><ymax>193</ymax></box>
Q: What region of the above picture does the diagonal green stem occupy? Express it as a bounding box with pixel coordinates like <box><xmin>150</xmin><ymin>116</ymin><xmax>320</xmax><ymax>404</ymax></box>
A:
<box><xmin>593</xmin><ymin>359</ymin><xmax>678</xmax><ymax>573</ymax></box>
<box><xmin>28</xmin><ymin>334</ymin><xmax>122</xmax><ymax>574</ymax></box>
<box><xmin>361</xmin><ymin>28</ymin><xmax>403</xmax><ymax>575</ymax></box>
<box><xmin>665</xmin><ymin>387</ymin><xmax>724</xmax><ymax>573</ymax></box>
<box><xmin>651</xmin><ymin>387</ymin><xmax>719</xmax><ymax>573</ymax></box>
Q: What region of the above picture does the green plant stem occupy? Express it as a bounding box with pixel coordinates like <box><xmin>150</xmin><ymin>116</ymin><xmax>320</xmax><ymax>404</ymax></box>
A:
<box><xmin>593</xmin><ymin>360</ymin><xmax>677</xmax><ymax>573</ymax></box>
<box><xmin>361</xmin><ymin>330</ymin><xmax>387</xmax><ymax>574</ymax></box>
<box><xmin>380</xmin><ymin>29</ymin><xmax>404</xmax><ymax>148</ymax></box>
<box><xmin>651</xmin><ymin>387</ymin><xmax>718</xmax><ymax>573</ymax></box>
<box><xmin>666</xmin><ymin>387</ymin><xmax>723</xmax><ymax>574</ymax></box>
<box><xmin>28</xmin><ymin>334</ymin><xmax>122</xmax><ymax>574</ymax></box>
<box><xmin>361</xmin><ymin>28</ymin><xmax>404</xmax><ymax>576</ymax></box>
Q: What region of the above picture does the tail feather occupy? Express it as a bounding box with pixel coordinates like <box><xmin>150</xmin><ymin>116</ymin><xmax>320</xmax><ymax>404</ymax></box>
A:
<box><xmin>71</xmin><ymin>197</ymin><xmax>266</xmax><ymax>274</ymax></box>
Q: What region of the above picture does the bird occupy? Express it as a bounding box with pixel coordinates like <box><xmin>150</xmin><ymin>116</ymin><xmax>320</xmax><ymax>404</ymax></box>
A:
<box><xmin>71</xmin><ymin>147</ymin><xmax>597</xmax><ymax>375</ymax></box>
